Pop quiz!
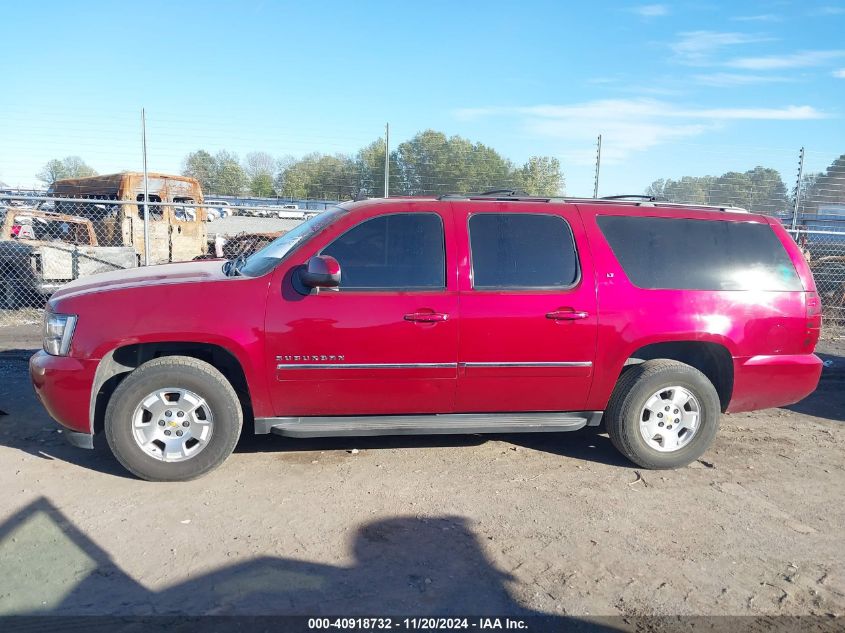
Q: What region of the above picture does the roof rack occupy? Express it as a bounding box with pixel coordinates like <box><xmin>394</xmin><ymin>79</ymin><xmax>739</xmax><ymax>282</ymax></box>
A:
<box><xmin>435</xmin><ymin>192</ymin><xmax>749</xmax><ymax>213</ymax></box>
<box><xmin>566</xmin><ymin>196</ymin><xmax>748</xmax><ymax>213</ymax></box>
<box><xmin>437</xmin><ymin>189</ymin><xmax>556</xmax><ymax>202</ymax></box>
<box><xmin>601</xmin><ymin>194</ymin><xmax>668</xmax><ymax>202</ymax></box>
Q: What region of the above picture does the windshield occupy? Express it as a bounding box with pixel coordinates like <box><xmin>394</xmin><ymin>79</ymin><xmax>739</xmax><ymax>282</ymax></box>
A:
<box><xmin>235</xmin><ymin>205</ymin><xmax>349</xmax><ymax>277</ymax></box>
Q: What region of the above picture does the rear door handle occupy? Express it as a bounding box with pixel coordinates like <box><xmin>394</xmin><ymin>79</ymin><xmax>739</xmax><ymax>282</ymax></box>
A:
<box><xmin>404</xmin><ymin>312</ymin><xmax>449</xmax><ymax>323</ymax></box>
<box><xmin>546</xmin><ymin>310</ymin><xmax>589</xmax><ymax>320</ymax></box>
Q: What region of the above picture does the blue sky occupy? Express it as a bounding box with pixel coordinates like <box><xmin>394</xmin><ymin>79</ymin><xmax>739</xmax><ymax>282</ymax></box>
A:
<box><xmin>1</xmin><ymin>0</ymin><xmax>844</xmax><ymax>194</ymax></box>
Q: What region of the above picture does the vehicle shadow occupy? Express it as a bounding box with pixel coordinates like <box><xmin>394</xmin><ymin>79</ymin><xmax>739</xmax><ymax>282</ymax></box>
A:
<box><xmin>505</xmin><ymin>426</ymin><xmax>634</xmax><ymax>468</ymax></box>
<box><xmin>1</xmin><ymin>346</ymin><xmax>632</xmax><ymax>476</ymax></box>
<box><xmin>0</xmin><ymin>348</ymin><xmax>135</xmax><ymax>479</ymax></box>
<box><xmin>782</xmin><ymin>352</ymin><xmax>845</xmax><ymax>422</ymax></box>
<box><xmin>0</xmin><ymin>497</ymin><xmax>621</xmax><ymax>631</ymax></box>
<box><xmin>235</xmin><ymin>426</ymin><xmax>634</xmax><ymax>470</ymax></box>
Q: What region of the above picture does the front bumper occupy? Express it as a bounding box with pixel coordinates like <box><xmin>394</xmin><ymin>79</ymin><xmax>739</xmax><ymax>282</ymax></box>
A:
<box><xmin>727</xmin><ymin>353</ymin><xmax>823</xmax><ymax>413</ymax></box>
<box><xmin>29</xmin><ymin>350</ymin><xmax>99</xmax><ymax>435</ymax></box>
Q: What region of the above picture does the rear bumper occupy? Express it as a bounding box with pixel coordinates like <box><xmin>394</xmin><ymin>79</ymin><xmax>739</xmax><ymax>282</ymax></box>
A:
<box><xmin>29</xmin><ymin>350</ymin><xmax>98</xmax><ymax>434</ymax></box>
<box><xmin>727</xmin><ymin>353</ymin><xmax>822</xmax><ymax>413</ymax></box>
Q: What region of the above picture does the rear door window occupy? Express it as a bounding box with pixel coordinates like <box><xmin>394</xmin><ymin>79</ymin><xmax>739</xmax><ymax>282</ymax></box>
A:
<box><xmin>596</xmin><ymin>216</ymin><xmax>802</xmax><ymax>291</ymax></box>
<box><xmin>469</xmin><ymin>213</ymin><xmax>579</xmax><ymax>288</ymax></box>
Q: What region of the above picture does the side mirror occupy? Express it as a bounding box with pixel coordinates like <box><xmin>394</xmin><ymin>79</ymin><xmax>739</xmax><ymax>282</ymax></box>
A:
<box><xmin>299</xmin><ymin>255</ymin><xmax>341</xmax><ymax>289</ymax></box>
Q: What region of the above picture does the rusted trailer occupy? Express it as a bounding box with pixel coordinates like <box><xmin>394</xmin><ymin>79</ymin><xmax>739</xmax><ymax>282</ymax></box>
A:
<box><xmin>49</xmin><ymin>173</ymin><xmax>208</xmax><ymax>264</ymax></box>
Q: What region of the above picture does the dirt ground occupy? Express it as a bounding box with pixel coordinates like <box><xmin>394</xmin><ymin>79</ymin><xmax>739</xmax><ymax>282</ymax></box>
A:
<box><xmin>0</xmin><ymin>324</ymin><xmax>843</xmax><ymax>623</ymax></box>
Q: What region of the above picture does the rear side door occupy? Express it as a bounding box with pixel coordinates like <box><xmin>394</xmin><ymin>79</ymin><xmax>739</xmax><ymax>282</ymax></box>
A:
<box><xmin>453</xmin><ymin>202</ymin><xmax>598</xmax><ymax>412</ymax></box>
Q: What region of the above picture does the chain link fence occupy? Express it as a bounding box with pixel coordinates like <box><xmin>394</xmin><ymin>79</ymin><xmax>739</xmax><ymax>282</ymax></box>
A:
<box><xmin>0</xmin><ymin>194</ymin><xmax>321</xmax><ymax>326</ymax></box>
<box><xmin>2</xmin><ymin>190</ymin><xmax>845</xmax><ymax>335</ymax></box>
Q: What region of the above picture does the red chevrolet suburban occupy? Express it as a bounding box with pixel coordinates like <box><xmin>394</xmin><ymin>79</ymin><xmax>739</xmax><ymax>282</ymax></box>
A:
<box><xmin>30</xmin><ymin>194</ymin><xmax>823</xmax><ymax>481</ymax></box>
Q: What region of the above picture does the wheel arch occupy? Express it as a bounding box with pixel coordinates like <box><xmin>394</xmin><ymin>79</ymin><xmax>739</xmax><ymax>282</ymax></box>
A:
<box><xmin>617</xmin><ymin>340</ymin><xmax>734</xmax><ymax>412</ymax></box>
<box><xmin>90</xmin><ymin>341</ymin><xmax>253</xmax><ymax>434</ymax></box>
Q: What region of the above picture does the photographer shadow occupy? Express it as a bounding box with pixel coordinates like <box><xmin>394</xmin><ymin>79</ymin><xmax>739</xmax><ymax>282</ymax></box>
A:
<box><xmin>0</xmin><ymin>498</ymin><xmax>621</xmax><ymax>632</ymax></box>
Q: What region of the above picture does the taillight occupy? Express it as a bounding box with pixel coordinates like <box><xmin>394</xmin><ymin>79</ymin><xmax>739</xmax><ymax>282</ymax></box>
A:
<box><xmin>805</xmin><ymin>291</ymin><xmax>821</xmax><ymax>349</ymax></box>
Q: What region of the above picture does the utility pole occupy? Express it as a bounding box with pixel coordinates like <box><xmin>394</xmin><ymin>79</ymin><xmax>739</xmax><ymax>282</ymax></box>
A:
<box><xmin>384</xmin><ymin>123</ymin><xmax>390</xmax><ymax>198</ymax></box>
<box><xmin>593</xmin><ymin>134</ymin><xmax>602</xmax><ymax>198</ymax></box>
<box><xmin>791</xmin><ymin>146</ymin><xmax>805</xmax><ymax>231</ymax></box>
<box><xmin>141</xmin><ymin>108</ymin><xmax>151</xmax><ymax>266</ymax></box>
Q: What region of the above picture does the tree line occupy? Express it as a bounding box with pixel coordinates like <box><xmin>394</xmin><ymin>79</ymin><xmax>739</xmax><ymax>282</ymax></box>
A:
<box><xmin>32</xmin><ymin>147</ymin><xmax>845</xmax><ymax>213</ymax></box>
<box><xmin>644</xmin><ymin>156</ymin><xmax>845</xmax><ymax>214</ymax></box>
<box><xmin>37</xmin><ymin>156</ymin><xmax>98</xmax><ymax>184</ymax></box>
<box><xmin>181</xmin><ymin>130</ymin><xmax>564</xmax><ymax>199</ymax></box>
<box><xmin>645</xmin><ymin>166</ymin><xmax>790</xmax><ymax>213</ymax></box>
<box><xmin>801</xmin><ymin>154</ymin><xmax>845</xmax><ymax>213</ymax></box>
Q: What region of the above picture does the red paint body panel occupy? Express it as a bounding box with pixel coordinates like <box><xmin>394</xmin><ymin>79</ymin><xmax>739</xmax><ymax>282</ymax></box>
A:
<box><xmin>451</xmin><ymin>202</ymin><xmax>598</xmax><ymax>412</ymax></box>
<box><xmin>36</xmin><ymin>260</ymin><xmax>276</xmax><ymax>425</ymax></box>
<box><xmin>30</xmin><ymin>197</ymin><xmax>821</xmax><ymax>438</ymax></box>
<box><xmin>728</xmin><ymin>354</ymin><xmax>823</xmax><ymax>412</ymax></box>
<box><xmin>30</xmin><ymin>352</ymin><xmax>97</xmax><ymax>433</ymax></box>
<box><xmin>576</xmin><ymin>204</ymin><xmax>820</xmax><ymax>412</ymax></box>
<box><xmin>264</xmin><ymin>201</ymin><xmax>459</xmax><ymax>415</ymax></box>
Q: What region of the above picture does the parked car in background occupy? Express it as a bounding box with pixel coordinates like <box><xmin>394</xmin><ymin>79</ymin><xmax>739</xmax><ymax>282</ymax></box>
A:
<box><xmin>30</xmin><ymin>194</ymin><xmax>821</xmax><ymax>481</ymax></box>
<box><xmin>276</xmin><ymin>204</ymin><xmax>303</xmax><ymax>219</ymax></box>
<box><xmin>205</xmin><ymin>200</ymin><xmax>233</xmax><ymax>217</ymax></box>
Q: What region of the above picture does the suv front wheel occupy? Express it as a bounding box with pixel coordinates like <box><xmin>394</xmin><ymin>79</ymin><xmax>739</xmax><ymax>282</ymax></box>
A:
<box><xmin>105</xmin><ymin>356</ymin><xmax>242</xmax><ymax>481</ymax></box>
<box><xmin>605</xmin><ymin>360</ymin><xmax>720</xmax><ymax>469</ymax></box>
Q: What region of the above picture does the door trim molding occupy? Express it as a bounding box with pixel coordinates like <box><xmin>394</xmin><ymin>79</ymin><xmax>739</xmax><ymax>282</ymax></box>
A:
<box><xmin>460</xmin><ymin>361</ymin><xmax>593</xmax><ymax>368</ymax></box>
<box><xmin>276</xmin><ymin>361</ymin><xmax>593</xmax><ymax>370</ymax></box>
<box><xmin>277</xmin><ymin>362</ymin><xmax>457</xmax><ymax>370</ymax></box>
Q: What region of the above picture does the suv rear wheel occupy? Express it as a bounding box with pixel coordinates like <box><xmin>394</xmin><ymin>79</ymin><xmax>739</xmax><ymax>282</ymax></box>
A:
<box><xmin>605</xmin><ymin>360</ymin><xmax>720</xmax><ymax>469</ymax></box>
<box><xmin>105</xmin><ymin>356</ymin><xmax>242</xmax><ymax>481</ymax></box>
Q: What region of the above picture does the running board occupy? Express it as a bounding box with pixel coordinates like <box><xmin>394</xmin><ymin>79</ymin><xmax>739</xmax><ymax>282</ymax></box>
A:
<box><xmin>254</xmin><ymin>411</ymin><xmax>603</xmax><ymax>437</ymax></box>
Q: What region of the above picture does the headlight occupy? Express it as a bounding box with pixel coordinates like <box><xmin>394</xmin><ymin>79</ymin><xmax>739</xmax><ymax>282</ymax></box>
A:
<box><xmin>43</xmin><ymin>312</ymin><xmax>77</xmax><ymax>356</ymax></box>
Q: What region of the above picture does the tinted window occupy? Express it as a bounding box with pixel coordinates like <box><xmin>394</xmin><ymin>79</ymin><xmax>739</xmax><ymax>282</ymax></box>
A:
<box><xmin>321</xmin><ymin>213</ymin><xmax>445</xmax><ymax>289</ymax></box>
<box><xmin>597</xmin><ymin>216</ymin><xmax>802</xmax><ymax>291</ymax></box>
<box><xmin>469</xmin><ymin>213</ymin><xmax>579</xmax><ymax>288</ymax></box>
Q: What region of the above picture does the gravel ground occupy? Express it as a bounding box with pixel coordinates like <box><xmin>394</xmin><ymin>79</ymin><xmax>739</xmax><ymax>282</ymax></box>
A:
<box><xmin>0</xmin><ymin>328</ymin><xmax>843</xmax><ymax>622</ymax></box>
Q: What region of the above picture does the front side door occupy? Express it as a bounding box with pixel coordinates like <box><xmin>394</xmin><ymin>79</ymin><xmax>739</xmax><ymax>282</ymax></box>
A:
<box><xmin>265</xmin><ymin>202</ymin><xmax>459</xmax><ymax>417</ymax></box>
<box><xmin>454</xmin><ymin>202</ymin><xmax>598</xmax><ymax>412</ymax></box>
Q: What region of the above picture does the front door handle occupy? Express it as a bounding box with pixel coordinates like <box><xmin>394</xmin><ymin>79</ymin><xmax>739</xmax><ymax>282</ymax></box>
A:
<box><xmin>546</xmin><ymin>310</ymin><xmax>589</xmax><ymax>320</ymax></box>
<box><xmin>404</xmin><ymin>312</ymin><xmax>449</xmax><ymax>323</ymax></box>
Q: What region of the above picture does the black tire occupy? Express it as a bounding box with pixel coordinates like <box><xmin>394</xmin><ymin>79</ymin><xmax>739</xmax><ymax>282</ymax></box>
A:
<box><xmin>605</xmin><ymin>360</ymin><xmax>720</xmax><ymax>469</ymax></box>
<box><xmin>105</xmin><ymin>356</ymin><xmax>242</xmax><ymax>481</ymax></box>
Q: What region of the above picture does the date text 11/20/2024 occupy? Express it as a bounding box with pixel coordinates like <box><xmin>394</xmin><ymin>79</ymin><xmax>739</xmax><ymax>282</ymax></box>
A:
<box><xmin>307</xmin><ymin>618</ymin><xmax>528</xmax><ymax>630</ymax></box>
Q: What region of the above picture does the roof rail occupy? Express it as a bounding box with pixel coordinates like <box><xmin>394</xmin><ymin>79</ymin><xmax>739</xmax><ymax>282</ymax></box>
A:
<box><xmin>437</xmin><ymin>189</ymin><xmax>553</xmax><ymax>202</ymax></box>
<box><xmin>586</xmin><ymin>197</ymin><xmax>749</xmax><ymax>213</ymax></box>
<box><xmin>477</xmin><ymin>188</ymin><xmax>530</xmax><ymax>197</ymax></box>
<box><xmin>601</xmin><ymin>194</ymin><xmax>668</xmax><ymax>202</ymax></box>
<box><xmin>434</xmin><ymin>192</ymin><xmax>749</xmax><ymax>213</ymax></box>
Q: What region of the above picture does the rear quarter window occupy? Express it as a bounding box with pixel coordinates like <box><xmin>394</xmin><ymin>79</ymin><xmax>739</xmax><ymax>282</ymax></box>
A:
<box><xmin>596</xmin><ymin>216</ymin><xmax>802</xmax><ymax>291</ymax></box>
